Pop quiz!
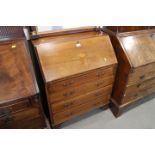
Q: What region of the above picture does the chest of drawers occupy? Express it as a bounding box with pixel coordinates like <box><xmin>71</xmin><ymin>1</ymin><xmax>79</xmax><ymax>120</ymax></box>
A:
<box><xmin>104</xmin><ymin>27</ymin><xmax>155</xmax><ymax>116</ymax></box>
<box><xmin>32</xmin><ymin>30</ymin><xmax>117</xmax><ymax>128</ymax></box>
<box><xmin>0</xmin><ymin>27</ymin><xmax>46</xmax><ymax>128</ymax></box>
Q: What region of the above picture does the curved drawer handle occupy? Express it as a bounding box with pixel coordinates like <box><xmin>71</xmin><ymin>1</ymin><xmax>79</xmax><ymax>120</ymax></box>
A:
<box><xmin>4</xmin><ymin>116</ymin><xmax>14</xmax><ymax>127</ymax></box>
<box><xmin>63</xmin><ymin>91</ymin><xmax>75</xmax><ymax>97</ymax></box>
<box><xmin>137</xmin><ymin>84</ymin><xmax>141</xmax><ymax>88</ymax></box>
<box><xmin>96</xmin><ymin>82</ymin><xmax>103</xmax><ymax>87</ymax></box>
<box><xmin>63</xmin><ymin>80</ymin><xmax>74</xmax><ymax>87</ymax></box>
<box><xmin>134</xmin><ymin>94</ymin><xmax>138</xmax><ymax>97</ymax></box>
<box><xmin>66</xmin><ymin>112</ymin><xmax>73</xmax><ymax>117</ymax></box>
<box><xmin>96</xmin><ymin>72</ymin><xmax>102</xmax><ymax>77</ymax></box>
<box><xmin>95</xmin><ymin>92</ymin><xmax>102</xmax><ymax>97</ymax></box>
<box><xmin>139</xmin><ymin>75</ymin><xmax>145</xmax><ymax>80</ymax></box>
<box><xmin>63</xmin><ymin>102</ymin><xmax>74</xmax><ymax>108</ymax></box>
<box><xmin>0</xmin><ymin>108</ymin><xmax>12</xmax><ymax>116</ymax></box>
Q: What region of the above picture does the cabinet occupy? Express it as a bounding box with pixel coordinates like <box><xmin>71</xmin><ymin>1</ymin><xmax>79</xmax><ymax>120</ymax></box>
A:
<box><xmin>0</xmin><ymin>27</ymin><xmax>46</xmax><ymax>128</ymax></box>
<box><xmin>104</xmin><ymin>27</ymin><xmax>155</xmax><ymax>116</ymax></box>
<box><xmin>32</xmin><ymin>30</ymin><xmax>117</xmax><ymax>127</ymax></box>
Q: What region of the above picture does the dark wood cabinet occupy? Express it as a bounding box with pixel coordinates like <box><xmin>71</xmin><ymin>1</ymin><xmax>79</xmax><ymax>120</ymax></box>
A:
<box><xmin>32</xmin><ymin>29</ymin><xmax>117</xmax><ymax>128</ymax></box>
<box><xmin>0</xmin><ymin>27</ymin><xmax>46</xmax><ymax>128</ymax></box>
<box><xmin>104</xmin><ymin>27</ymin><xmax>155</xmax><ymax>116</ymax></box>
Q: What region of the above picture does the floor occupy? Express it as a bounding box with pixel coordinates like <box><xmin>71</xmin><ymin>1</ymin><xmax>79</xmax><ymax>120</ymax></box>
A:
<box><xmin>61</xmin><ymin>94</ymin><xmax>155</xmax><ymax>129</ymax></box>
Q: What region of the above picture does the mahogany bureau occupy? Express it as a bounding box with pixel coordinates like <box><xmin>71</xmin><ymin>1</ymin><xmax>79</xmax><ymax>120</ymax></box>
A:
<box><xmin>32</xmin><ymin>29</ymin><xmax>117</xmax><ymax>128</ymax></box>
<box><xmin>0</xmin><ymin>26</ymin><xmax>46</xmax><ymax>128</ymax></box>
<box><xmin>104</xmin><ymin>26</ymin><xmax>155</xmax><ymax>116</ymax></box>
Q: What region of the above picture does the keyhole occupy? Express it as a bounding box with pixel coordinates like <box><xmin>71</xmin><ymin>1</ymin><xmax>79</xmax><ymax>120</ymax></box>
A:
<box><xmin>76</xmin><ymin>41</ymin><xmax>81</xmax><ymax>47</ymax></box>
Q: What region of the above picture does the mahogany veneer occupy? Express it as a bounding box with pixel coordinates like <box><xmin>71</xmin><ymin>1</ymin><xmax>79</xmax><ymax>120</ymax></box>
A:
<box><xmin>32</xmin><ymin>30</ymin><xmax>117</xmax><ymax>128</ymax></box>
<box><xmin>0</xmin><ymin>27</ymin><xmax>46</xmax><ymax>128</ymax></box>
<box><xmin>104</xmin><ymin>27</ymin><xmax>155</xmax><ymax>116</ymax></box>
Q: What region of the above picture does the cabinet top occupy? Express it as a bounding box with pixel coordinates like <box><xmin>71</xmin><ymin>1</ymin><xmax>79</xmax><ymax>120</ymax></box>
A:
<box><xmin>118</xmin><ymin>30</ymin><xmax>155</xmax><ymax>68</ymax></box>
<box><xmin>0</xmin><ymin>40</ymin><xmax>38</xmax><ymax>104</ymax></box>
<box><xmin>33</xmin><ymin>32</ymin><xmax>117</xmax><ymax>82</ymax></box>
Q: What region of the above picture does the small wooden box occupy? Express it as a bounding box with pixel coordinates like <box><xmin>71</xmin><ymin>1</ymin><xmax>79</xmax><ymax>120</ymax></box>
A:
<box><xmin>104</xmin><ymin>26</ymin><xmax>155</xmax><ymax>116</ymax></box>
<box><xmin>32</xmin><ymin>30</ymin><xmax>117</xmax><ymax>128</ymax></box>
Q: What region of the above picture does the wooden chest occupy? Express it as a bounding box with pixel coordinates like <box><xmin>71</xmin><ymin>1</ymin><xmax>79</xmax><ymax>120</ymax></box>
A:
<box><xmin>104</xmin><ymin>27</ymin><xmax>155</xmax><ymax>116</ymax></box>
<box><xmin>32</xmin><ymin>30</ymin><xmax>117</xmax><ymax>127</ymax></box>
<box><xmin>0</xmin><ymin>27</ymin><xmax>46</xmax><ymax>128</ymax></box>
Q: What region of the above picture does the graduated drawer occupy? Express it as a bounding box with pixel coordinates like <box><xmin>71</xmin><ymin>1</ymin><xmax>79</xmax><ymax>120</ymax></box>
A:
<box><xmin>0</xmin><ymin>99</ymin><xmax>31</xmax><ymax>118</ymax></box>
<box><xmin>122</xmin><ymin>77</ymin><xmax>155</xmax><ymax>104</ymax></box>
<box><xmin>47</xmin><ymin>66</ymin><xmax>116</xmax><ymax>93</ymax></box>
<box><xmin>51</xmin><ymin>85</ymin><xmax>112</xmax><ymax>114</ymax></box>
<box><xmin>53</xmin><ymin>95</ymin><xmax>109</xmax><ymax>125</ymax></box>
<box><xmin>127</xmin><ymin>62</ymin><xmax>155</xmax><ymax>85</ymax></box>
<box><xmin>49</xmin><ymin>76</ymin><xmax>114</xmax><ymax>103</ymax></box>
<box><xmin>0</xmin><ymin>106</ymin><xmax>42</xmax><ymax>129</ymax></box>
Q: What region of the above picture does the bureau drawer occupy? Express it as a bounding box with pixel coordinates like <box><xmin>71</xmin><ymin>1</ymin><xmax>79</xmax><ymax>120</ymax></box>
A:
<box><xmin>51</xmin><ymin>85</ymin><xmax>112</xmax><ymax>114</ymax></box>
<box><xmin>128</xmin><ymin>63</ymin><xmax>155</xmax><ymax>85</ymax></box>
<box><xmin>48</xmin><ymin>66</ymin><xmax>116</xmax><ymax>93</ymax></box>
<box><xmin>0</xmin><ymin>106</ymin><xmax>41</xmax><ymax>129</ymax></box>
<box><xmin>0</xmin><ymin>99</ymin><xmax>31</xmax><ymax>118</ymax></box>
<box><xmin>122</xmin><ymin>78</ymin><xmax>155</xmax><ymax>104</ymax></box>
<box><xmin>125</xmin><ymin>77</ymin><xmax>155</xmax><ymax>96</ymax></box>
<box><xmin>49</xmin><ymin>77</ymin><xmax>114</xmax><ymax>103</ymax></box>
<box><xmin>53</xmin><ymin>96</ymin><xmax>109</xmax><ymax>125</ymax></box>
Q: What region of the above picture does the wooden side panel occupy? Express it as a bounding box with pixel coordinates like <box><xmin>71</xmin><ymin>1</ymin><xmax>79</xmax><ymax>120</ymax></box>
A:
<box><xmin>109</xmin><ymin>35</ymin><xmax>131</xmax><ymax>105</ymax></box>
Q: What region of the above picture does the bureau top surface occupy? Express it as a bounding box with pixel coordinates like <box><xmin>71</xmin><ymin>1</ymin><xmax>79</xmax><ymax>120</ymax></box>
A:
<box><xmin>34</xmin><ymin>32</ymin><xmax>117</xmax><ymax>82</ymax></box>
<box><xmin>118</xmin><ymin>30</ymin><xmax>155</xmax><ymax>68</ymax></box>
<box><xmin>0</xmin><ymin>40</ymin><xmax>38</xmax><ymax>104</ymax></box>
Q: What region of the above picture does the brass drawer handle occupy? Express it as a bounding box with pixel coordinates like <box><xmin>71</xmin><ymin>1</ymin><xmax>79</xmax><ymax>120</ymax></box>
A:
<box><xmin>96</xmin><ymin>82</ymin><xmax>102</xmax><ymax>87</ymax></box>
<box><xmin>95</xmin><ymin>92</ymin><xmax>102</xmax><ymax>97</ymax></box>
<box><xmin>63</xmin><ymin>80</ymin><xmax>74</xmax><ymax>87</ymax></box>
<box><xmin>4</xmin><ymin>116</ymin><xmax>14</xmax><ymax>127</ymax></box>
<box><xmin>0</xmin><ymin>108</ymin><xmax>12</xmax><ymax>116</ymax></box>
<box><xmin>93</xmin><ymin>102</ymin><xmax>98</xmax><ymax>106</ymax></box>
<box><xmin>134</xmin><ymin>94</ymin><xmax>138</xmax><ymax>97</ymax></box>
<box><xmin>63</xmin><ymin>91</ymin><xmax>75</xmax><ymax>97</ymax></box>
<box><xmin>137</xmin><ymin>84</ymin><xmax>141</xmax><ymax>88</ymax></box>
<box><xmin>140</xmin><ymin>75</ymin><xmax>145</xmax><ymax>80</ymax></box>
<box><xmin>96</xmin><ymin>72</ymin><xmax>102</xmax><ymax>77</ymax></box>
<box><xmin>66</xmin><ymin>112</ymin><xmax>73</xmax><ymax>117</ymax></box>
<box><xmin>63</xmin><ymin>102</ymin><xmax>74</xmax><ymax>108</ymax></box>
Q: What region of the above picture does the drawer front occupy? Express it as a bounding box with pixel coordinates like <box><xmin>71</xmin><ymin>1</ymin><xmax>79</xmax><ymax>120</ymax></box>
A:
<box><xmin>0</xmin><ymin>107</ymin><xmax>42</xmax><ymax>129</ymax></box>
<box><xmin>122</xmin><ymin>78</ymin><xmax>155</xmax><ymax>104</ymax></box>
<box><xmin>122</xmin><ymin>92</ymin><xmax>143</xmax><ymax>104</ymax></box>
<box><xmin>0</xmin><ymin>99</ymin><xmax>31</xmax><ymax>117</ymax></box>
<box><xmin>128</xmin><ymin>63</ymin><xmax>155</xmax><ymax>85</ymax></box>
<box><xmin>53</xmin><ymin>96</ymin><xmax>109</xmax><ymax>125</ymax></box>
<box><xmin>49</xmin><ymin>76</ymin><xmax>114</xmax><ymax>103</ymax></box>
<box><xmin>48</xmin><ymin>66</ymin><xmax>116</xmax><ymax>93</ymax></box>
<box><xmin>51</xmin><ymin>85</ymin><xmax>112</xmax><ymax>114</ymax></box>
